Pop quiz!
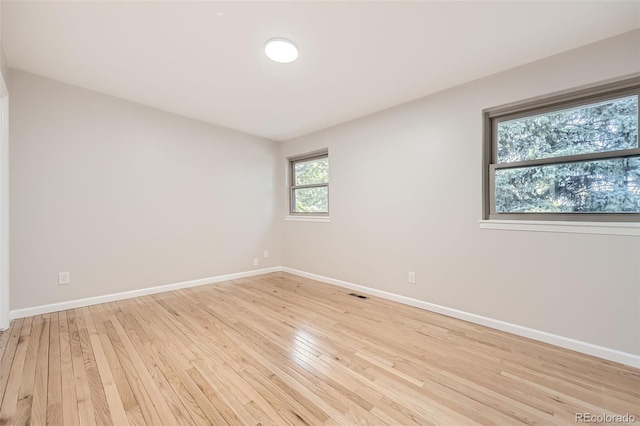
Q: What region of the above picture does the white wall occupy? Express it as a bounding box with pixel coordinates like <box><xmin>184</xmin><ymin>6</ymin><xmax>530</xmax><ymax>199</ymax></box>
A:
<box><xmin>0</xmin><ymin>0</ymin><xmax>10</xmax><ymax>329</ymax></box>
<box><xmin>280</xmin><ymin>30</ymin><xmax>640</xmax><ymax>356</ymax></box>
<box><xmin>9</xmin><ymin>69</ymin><xmax>281</xmax><ymax>310</ymax></box>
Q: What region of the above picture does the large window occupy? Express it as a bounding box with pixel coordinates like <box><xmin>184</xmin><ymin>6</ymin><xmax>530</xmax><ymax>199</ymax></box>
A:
<box><xmin>483</xmin><ymin>77</ymin><xmax>640</xmax><ymax>222</ymax></box>
<box><xmin>290</xmin><ymin>150</ymin><xmax>329</xmax><ymax>215</ymax></box>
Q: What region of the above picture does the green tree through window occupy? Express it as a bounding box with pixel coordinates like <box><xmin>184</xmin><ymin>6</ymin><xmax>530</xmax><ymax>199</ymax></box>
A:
<box><xmin>484</xmin><ymin>78</ymin><xmax>640</xmax><ymax>221</ymax></box>
<box><xmin>290</xmin><ymin>153</ymin><xmax>329</xmax><ymax>214</ymax></box>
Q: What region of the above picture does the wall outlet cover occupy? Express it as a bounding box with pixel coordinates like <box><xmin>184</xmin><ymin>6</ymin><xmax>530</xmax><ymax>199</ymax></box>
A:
<box><xmin>58</xmin><ymin>272</ymin><xmax>71</xmax><ymax>285</ymax></box>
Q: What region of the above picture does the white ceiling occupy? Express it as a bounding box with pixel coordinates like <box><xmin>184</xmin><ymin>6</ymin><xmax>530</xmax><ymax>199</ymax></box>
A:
<box><xmin>3</xmin><ymin>1</ymin><xmax>639</xmax><ymax>141</ymax></box>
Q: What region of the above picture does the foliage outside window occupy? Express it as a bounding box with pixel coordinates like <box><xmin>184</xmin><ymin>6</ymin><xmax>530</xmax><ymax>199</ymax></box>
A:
<box><xmin>484</xmin><ymin>77</ymin><xmax>640</xmax><ymax>222</ymax></box>
<box><xmin>290</xmin><ymin>151</ymin><xmax>329</xmax><ymax>215</ymax></box>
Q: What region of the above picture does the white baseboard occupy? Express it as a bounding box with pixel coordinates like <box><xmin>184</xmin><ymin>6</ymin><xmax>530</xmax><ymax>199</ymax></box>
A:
<box><xmin>8</xmin><ymin>265</ymin><xmax>639</xmax><ymax>368</ymax></box>
<box><xmin>9</xmin><ymin>267</ymin><xmax>281</xmax><ymax>320</ymax></box>
<box><xmin>281</xmin><ymin>267</ymin><xmax>640</xmax><ymax>368</ymax></box>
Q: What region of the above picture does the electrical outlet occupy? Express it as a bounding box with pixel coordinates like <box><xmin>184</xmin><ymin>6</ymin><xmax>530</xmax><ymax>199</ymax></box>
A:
<box><xmin>59</xmin><ymin>272</ymin><xmax>70</xmax><ymax>285</ymax></box>
<box><xmin>253</xmin><ymin>258</ymin><xmax>259</xmax><ymax>267</ymax></box>
<box><xmin>263</xmin><ymin>250</ymin><xmax>269</xmax><ymax>258</ymax></box>
<box><xmin>408</xmin><ymin>272</ymin><xmax>416</xmax><ymax>284</ymax></box>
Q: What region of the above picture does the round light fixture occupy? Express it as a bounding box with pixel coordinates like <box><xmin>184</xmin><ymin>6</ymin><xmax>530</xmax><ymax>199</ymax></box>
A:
<box><xmin>264</xmin><ymin>38</ymin><xmax>298</xmax><ymax>63</ymax></box>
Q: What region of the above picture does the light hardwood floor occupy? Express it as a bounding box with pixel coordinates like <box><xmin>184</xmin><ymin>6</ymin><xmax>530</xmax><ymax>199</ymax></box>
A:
<box><xmin>0</xmin><ymin>272</ymin><xmax>638</xmax><ymax>425</ymax></box>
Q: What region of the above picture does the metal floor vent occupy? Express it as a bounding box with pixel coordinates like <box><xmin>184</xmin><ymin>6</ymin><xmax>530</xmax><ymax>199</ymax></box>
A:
<box><xmin>348</xmin><ymin>293</ymin><xmax>369</xmax><ymax>300</ymax></box>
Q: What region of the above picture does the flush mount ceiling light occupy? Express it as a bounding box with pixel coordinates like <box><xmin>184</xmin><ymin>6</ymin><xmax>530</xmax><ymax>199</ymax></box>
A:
<box><xmin>264</xmin><ymin>38</ymin><xmax>299</xmax><ymax>63</ymax></box>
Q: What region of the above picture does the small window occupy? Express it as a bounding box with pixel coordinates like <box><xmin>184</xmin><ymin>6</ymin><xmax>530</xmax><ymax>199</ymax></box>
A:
<box><xmin>483</xmin><ymin>77</ymin><xmax>640</xmax><ymax>222</ymax></box>
<box><xmin>290</xmin><ymin>150</ymin><xmax>329</xmax><ymax>215</ymax></box>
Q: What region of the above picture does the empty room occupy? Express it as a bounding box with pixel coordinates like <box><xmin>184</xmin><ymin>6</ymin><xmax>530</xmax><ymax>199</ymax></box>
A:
<box><xmin>0</xmin><ymin>1</ymin><xmax>639</xmax><ymax>425</ymax></box>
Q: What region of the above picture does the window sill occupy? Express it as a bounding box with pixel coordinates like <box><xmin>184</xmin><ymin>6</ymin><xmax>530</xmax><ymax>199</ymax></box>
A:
<box><xmin>284</xmin><ymin>216</ymin><xmax>331</xmax><ymax>223</ymax></box>
<box><xmin>479</xmin><ymin>220</ymin><xmax>640</xmax><ymax>236</ymax></box>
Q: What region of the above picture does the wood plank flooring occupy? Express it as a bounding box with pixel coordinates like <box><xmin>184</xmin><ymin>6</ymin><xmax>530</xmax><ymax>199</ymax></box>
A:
<box><xmin>0</xmin><ymin>272</ymin><xmax>638</xmax><ymax>425</ymax></box>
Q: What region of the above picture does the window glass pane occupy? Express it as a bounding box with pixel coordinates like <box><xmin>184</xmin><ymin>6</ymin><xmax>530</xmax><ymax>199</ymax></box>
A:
<box><xmin>294</xmin><ymin>157</ymin><xmax>329</xmax><ymax>186</ymax></box>
<box><xmin>495</xmin><ymin>157</ymin><xmax>640</xmax><ymax>213</ymax></box>
<box><xmin>292</xmin><ymin>187</ymin><xmax>328</xmax><ymax>213</ymax></box>
<box><xmin>497</xmin><ymin>95</ymin><xmax>638</xmax><ymax>163</ymax></box>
